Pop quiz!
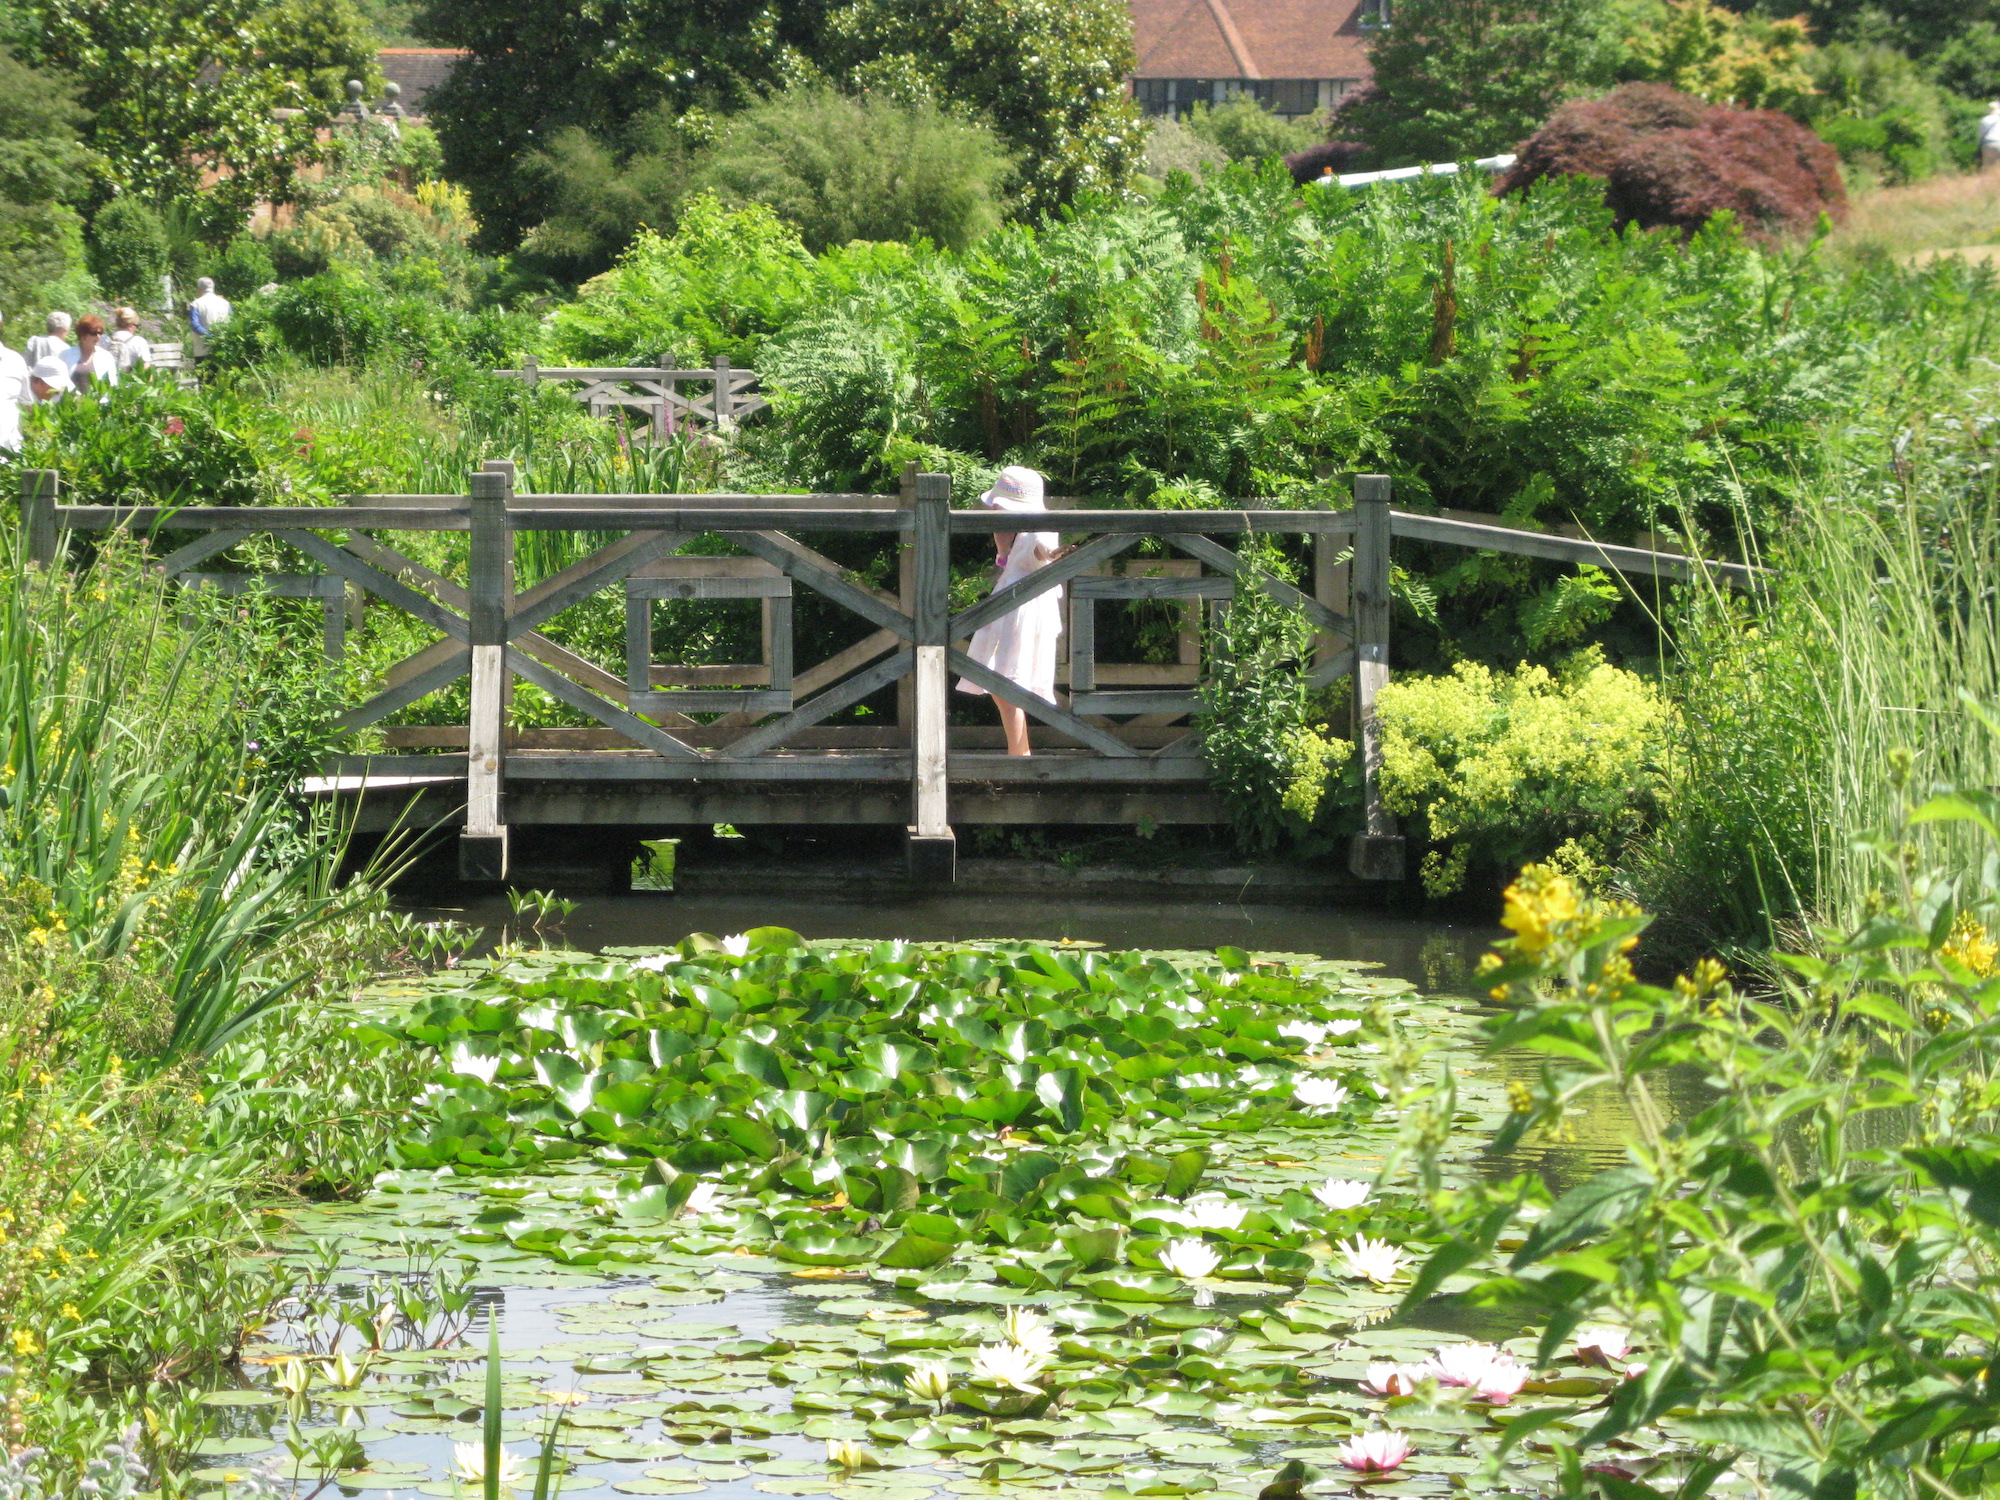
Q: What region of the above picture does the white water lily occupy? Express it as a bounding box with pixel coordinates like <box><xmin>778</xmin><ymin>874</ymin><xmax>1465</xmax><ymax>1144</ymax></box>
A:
<box><xmin>1181</xmin><ymin>1194</ymin><xmax>1248</xmax><ymax>1230</ymax></box>
<box><xmin>1004</xmin><ymin>1307</ymin><xmax>1059</xmax><ymax>1359</ymax></box>
<box><xmin>1157</xmin><ymin>1238</ymin><xmax>1223</xmax><ymax>1279</ymax></box>
<box><xmin>719</xmin><ymin>933</ymin><xmax>752</xmax><ymax>957</ymax></box>
<box><xmin>1293</xmin><ymin>1075</ymin><xmax>1351</xmax><ymax>1111</ymax></box>
<box><xmin>902</xmin><ymin>1362</ymin><xmax>952</xmax><ymax>1403</ymax></box>
<box><xmin>968</xmin><ymin>1341</ymin><xmax>1048</xmax><ymax>1393</ymax></box>
<box><xmin>270</xmin><ymin>1357</ymin><xmax>312</xmax><ymax>1398</ymax></box>
<box><xmin>1338</xmin><ymin>1234</ymin><xmax>1404</xmax><ymax>1284</ymax></box>
<box><xmin>632</xmin><ymin>952</ymin><xmax>672</xmax><ymax>972</ymax></box>
<box><xmin>1360</xmin><ymin>1360</ymin><xmax>1428</xmax><ymax>1397</ymax></box>
<box><xmin>1424</xmin><ymin>1342</ymin><xmax>1506</xmax><ymax>1388</ymax></box>
<box><xmin>1327</xmin><ymin>1017</ymin><xmax>1363</xmax><ymax>1036</ymax></box>
<box><xmin>1311</xmin><ymin>1177</ymin><xmax>1373</xmax><ymax>1211</ymax></box>
<box><xmin>448</xmin><ymin>1045</ymin><xmax>502</xmax><ymax>1083</ymax></box>
<box><xmin>825</xmin><ymin>1437</ymin><xmax>879</xmax><ymax>1470</ymax></box>
<box><xmin>1279</xmin><ymin>1020</ymin><xmax>1330</xmax><ymax>1046</ymax></box>
<box><xmin>452</xmin><ymin>1442</ymin><xmax>530</xmax><ymax>1488</ymax></box>
<box><xmin>321</xmin><ymin>1350</ymin><xmax>369</xmax><ymax>1389</ymax></box>
<box><xmin>680</xmin><ymin>1180</ymin><xmax>723</xmax><ymax>1217</ymax></box>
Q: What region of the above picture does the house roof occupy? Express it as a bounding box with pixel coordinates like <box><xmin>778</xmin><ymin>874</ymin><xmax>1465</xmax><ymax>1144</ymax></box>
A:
<box><xmin>1128</xmin><ymin>0</ymin><xmax>1372</xmax><ymax>80</ymax></box>
<box><xmin>377</xmin><ymin>49</ymin><xmax>469</xmax><ymax>115</ymax></box>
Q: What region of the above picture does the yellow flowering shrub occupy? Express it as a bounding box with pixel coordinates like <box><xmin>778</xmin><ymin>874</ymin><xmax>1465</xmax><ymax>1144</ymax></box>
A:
<box><xmin>1377</xmin><ymin>647</ymin><xmax>1672</xmax><ymax>896</ymax></box>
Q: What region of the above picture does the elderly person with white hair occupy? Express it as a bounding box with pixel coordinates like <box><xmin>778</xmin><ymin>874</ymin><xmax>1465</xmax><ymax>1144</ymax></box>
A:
<box><xmin>25</xmin><ymin>311</ymin><xmax>70</xmax><ymax>366</ymax></box>
<box><xmin>108</xmin><ymin>307</ymin><xmax>151</xmax><ymax>373</ymax></box>
<box><xmin>187</xmin><ymin>276</ymin><xmax>232</xmax><ymax>358</ymax></box>
<box><xmin>954</xmin><ymin>465</ymin><xmax>1066</xmax><ymax>757</ymax></box>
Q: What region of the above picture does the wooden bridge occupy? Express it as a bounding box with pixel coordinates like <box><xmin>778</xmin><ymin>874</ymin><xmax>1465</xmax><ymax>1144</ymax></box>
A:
<box><xmin>18</xmin><ymin>469</ymin><xmax>1752</xmax><ymax>885</ymax></box>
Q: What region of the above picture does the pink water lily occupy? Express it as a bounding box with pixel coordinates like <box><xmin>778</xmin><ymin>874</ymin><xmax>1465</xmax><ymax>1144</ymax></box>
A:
<box><xmin>1424</xmin><ymin>1342</ymin><xmax>1505</xmax><ymax>1387</ymax></box>
<box><xmin>1474</xmin><ymin>1356</ymin><xmax>1530</xmax><ymax>1404</ymax></box>
<box><xmin>1338</xmin><ymin>1429</ymin><xmax>1411</xmax><ymax>1473</ymax></box>
<box><xmin>1574</xmin><ymin>1325</ymin><xmax>1632</xmax><ymax>1369</ymax></box>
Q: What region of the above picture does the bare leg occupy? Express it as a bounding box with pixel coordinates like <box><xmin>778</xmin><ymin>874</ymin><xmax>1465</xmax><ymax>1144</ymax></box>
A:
<box><xmin>996</xmin><ymin>697</ymin><xmax>1031</xmax><ymax>756</ymax></box>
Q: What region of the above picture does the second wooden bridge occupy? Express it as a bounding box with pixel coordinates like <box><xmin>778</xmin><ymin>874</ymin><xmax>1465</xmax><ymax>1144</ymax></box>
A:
<box><xmin>20</xmin><ymin>470</ymin><xmax>1752</xmax><ymax>884</ymax></box>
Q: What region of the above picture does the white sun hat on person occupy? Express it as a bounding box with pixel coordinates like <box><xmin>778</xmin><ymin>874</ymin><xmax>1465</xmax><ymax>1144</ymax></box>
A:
<box><xmin>979</xmin><ymin>465</ymin><xmax>1047</xmax><ymax>512</ymax></box>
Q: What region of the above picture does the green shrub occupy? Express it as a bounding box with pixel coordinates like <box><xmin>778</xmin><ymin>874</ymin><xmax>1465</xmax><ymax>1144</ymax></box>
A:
<box><xmin>208</xmin><ymin>264</ymin><xmax>389</xmax><ymax>367</ymax></box>
<box><xmin>1378</xmin><ymin>646</ymin><xmax>1670</xmax><ymax>896</ymax></box>
<box><xmin>22</xmin><ymin>379</ymin><xmax>262</xmax><ymax>505</ymax></box>
<box><xmin>1805</xmin><ymin>42</ymin><xmax>1960</xmax><ymax>185</ymax></box>
<box><xmin>1184</xmin><ymin>97</ymin><xmax>1326</xmax><ymax>164</ymax></box>
<box><xmin>694</xmin><ymin>86</ymin><xmax>1014</xmax><ymax>254</ymax></box>
<box><xmin>543</xmin><ymin>194</ymin><xmax>823</xmax><ymax>367</ymax></box>
<box><xmin>87</xmin><ymin>196</ymin><xmax>169</xmax><ymax>302</ymax></box>
<box><xmin>211</xmin><ymin>233</ymin><xmax>276</xmax><ymax>300</ymax></box>
<box><xmin>1139</xmin><ymin>115</ymin><xmax>1227</xmax><ymax>180</ymax></box>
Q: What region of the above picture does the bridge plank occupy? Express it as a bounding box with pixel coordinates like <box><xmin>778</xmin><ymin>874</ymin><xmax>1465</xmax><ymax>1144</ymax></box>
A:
<box><xmin>949</xmin><ymin>651</ymin><xmax>1139</xmax><ymax>758</ymax></box>
<box><xmin>721</xmin><ymin>648</ymin><xmax>915</xmax><ymax>760</ymax></box>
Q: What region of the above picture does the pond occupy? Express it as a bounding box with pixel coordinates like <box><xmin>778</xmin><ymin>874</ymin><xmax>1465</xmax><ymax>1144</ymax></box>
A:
<box><xmin>189</xmin><ymin>897</ymin><xmax>1662</xmax><ymax>1500</ymax></box>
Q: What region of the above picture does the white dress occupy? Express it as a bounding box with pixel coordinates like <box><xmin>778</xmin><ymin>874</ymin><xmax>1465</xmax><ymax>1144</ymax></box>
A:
<box><xmin>956</xmin><ymin>529</ymin><xmax>1063</xmax><ymax>703</ymax></box>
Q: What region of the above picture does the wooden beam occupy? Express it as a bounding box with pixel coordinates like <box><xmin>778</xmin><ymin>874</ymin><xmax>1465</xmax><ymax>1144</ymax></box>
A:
<box><xmin>948</xmin><ymin>531</ymin><xmax>1141</xmax><ymax>640</ymax></box>
<box><xmin>1387</xmin><ymin>510</ymin><xmax>1761</xmax><ymax>583</ymax></box>
<box><xmin>949</xmin><ymin>650</ymin><xmax>1140</xmax><ymax>759</ymax></box>
<box><xmin>460</xmin><ymin>469</ymin><xmax>511</xmax><ymax>881</ymax></box>
<box><xmin>910</xmin><ymin>474</ymin><xmax>952</xmax><ymax>858</ymax></box>
<box><xmin>1350</xmin><ymin>476</ymin><xmax>1404</xmax><ymax>881</ymax></box>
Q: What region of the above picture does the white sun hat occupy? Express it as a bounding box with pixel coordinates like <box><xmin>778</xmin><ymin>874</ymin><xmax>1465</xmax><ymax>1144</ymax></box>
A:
<box><xmin>979</xmin><ymin>465</ymin><xmax>1046</xmax><ymax>513</ymax></box>
<box><xmin>29</xmin><ymin>357</ymin><xmax>69</xmax><ymax>394</ymax></box>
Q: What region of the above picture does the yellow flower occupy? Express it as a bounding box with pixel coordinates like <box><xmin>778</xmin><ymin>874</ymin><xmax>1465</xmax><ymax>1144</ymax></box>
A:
<box><xmin>61</xmin><ymin>1303</ymin><xmax>80</xmax><ymax>1321</ymax></box>
<box><xmin>10</xmin><ymin>1328</ymin><xmax>41</xmax><ymax>1356</ymax></box>
<box><xmin>1941</xmin><ymin>912</ymin><xmax>1998</xmax><ymax>979</ymax></box>
<box><xmin>1500</xmin><ymin>867</ymin><xmax>1581</xmax><ymax>957</ymax></box>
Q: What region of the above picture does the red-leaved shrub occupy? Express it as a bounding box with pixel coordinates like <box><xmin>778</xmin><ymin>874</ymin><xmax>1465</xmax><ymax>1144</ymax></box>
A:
<box><xmin>1285</xmin><ymin>139</ymin><xmax>1370</xmax><ymax>186</ymax></box>
<box><xmin>1498</xmin><ymin>83</ymin><xmax>1845</xmax><ymax>240</ymax></box>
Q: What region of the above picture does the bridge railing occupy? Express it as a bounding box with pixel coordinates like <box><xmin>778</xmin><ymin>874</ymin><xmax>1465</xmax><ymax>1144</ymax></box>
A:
<box><xmin>17</xmin><ymin>468</ymin><xmax>1757</xmax><ymax>884</ymax></box>
<box><xmin>493</xmin><ymin>357</ymin><xmax>765</xmax><ymax>436</ymax></box>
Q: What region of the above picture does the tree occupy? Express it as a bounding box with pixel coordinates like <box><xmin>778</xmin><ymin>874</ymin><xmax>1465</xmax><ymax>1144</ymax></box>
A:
<box><xmin>6</xmin><ymin>0</ymin><xmax>376</xmax><ymax>233</ymax></box>
<box><xmin>512</xmin><ymin>104</ymin><xmax>702</xmax><ymax>284</ymax></box>
<box><xmin>1736</xmin><ymin>0</ymin><xmax>2000</xmax><ymax>60</ymax></box>
<box><xmin>410</xmin><ymin>0</ymin><xmax>834</xmax><ymax>251</ymax></box>
<box><xmin>695</xmin><ymin>86</ymin><xmax>1013</xmax><ymax>252</ymax></box>
<box><xmin>1623</xmin><ymin>0</ymin><xmax>1815</xmax><ymax>111</ymax></box>
<box><xmin>1184</xmin><ymin>96</ymin><xmax>1327</xmax><ymax>164</ymax></box>
<box><xmin>89</xmin><ymin>196</ymin><xmax>169</xmax><ymax>299</ymax></box>
<box><xmin>0</xmin><ymin>46</ymin><xmax>92</xmax><ymax>327</ymax></box>
<box><xmin>829</xmin><ymin>0</ymin><xmax>1143</xmax><ymax>217</ymax></box>
<box><xmin>1337</xmin><ymin>0</ymin><xmax>1620</xmax><ymax>166</ymax></box>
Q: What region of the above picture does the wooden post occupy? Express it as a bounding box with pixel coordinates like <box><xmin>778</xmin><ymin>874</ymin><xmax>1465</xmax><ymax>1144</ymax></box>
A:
<box><xmin>714</xmin><ymin>354</ymin><xmax>733</xmax><ymax>427</ymax></box>
<box><xmin>1314</xmin><ymin>480</ymin><xmax>1350</xmax><ymax>672</ymax></box>
<box><xmin>522</xmin><ymin>358</ymin><xmax>539</xmax><ymax>389</ymax></box>
<box><xmin>481</xmin><ymin>459</ymin><xmax>518</xmax><ymax>723</ymax></box>
<box><xmin>21</xmin><ymin>470</ymin><xmax>58</xmax><ymax>569</ymax></box>
<box><xmin>1349</xmin><ymin>474</ymin><xmax>1405</xmax><ymax>882</ymax></box>
<box><xmin>656</xmin><ymin>355</ymin><xmax>672</xmax><ymax>441</ymax></box>
<box><xmin>460</xmin><ymin>468</ymin><xmax>511</xmax><ymax>882</ymax></box>
<box><xmin>907</xmin><ymin>471</ymin><xmax>955</xmax><ymax>882</ymax></box>
<box><xmin>896</xmin><ymin>462</ymin><xmax>917</xmax><ymax>736</ymax></box>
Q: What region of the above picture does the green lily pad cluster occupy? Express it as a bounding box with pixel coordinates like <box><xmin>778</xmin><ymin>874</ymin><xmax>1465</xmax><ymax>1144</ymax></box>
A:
<box><xmin>380</xmin><ymin>933</ymin><xmax>1415</xmax><ymax>1282</ymax></box>
<box><xmin>198</xmin><ymin>937</ymin><xmax>1668</xmax><ymax>1500</ymax></box>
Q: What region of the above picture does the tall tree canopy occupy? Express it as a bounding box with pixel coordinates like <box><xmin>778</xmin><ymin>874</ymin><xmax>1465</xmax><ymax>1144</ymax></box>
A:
<box><xmin>0</xmin><ymin>46</ymin><xmax>91</xmax><ymax>323</ymax></box>
<box><xmin>412</xmin><ymin>0</ymin><xmax>834</xmax><ymax>251</ymax></box>
<box><xmin>3</xmin><ymin>0</ymin><xmax>376</xmax><ymax>230</ymax></box>
<box><xmin>1339</xmin><ymin>0</ymin><xmax>1620</xmax><ymax>165</ymax></box>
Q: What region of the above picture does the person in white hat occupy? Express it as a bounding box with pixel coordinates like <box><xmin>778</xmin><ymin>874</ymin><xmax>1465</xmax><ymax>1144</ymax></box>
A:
<box><xmin>28</xmin><ymin>357</ymin><xmax>70</xmax><ymax>403</ymax></box>
<box><xmin>954</xmin><ymin>465</ymin><xmax>1065</xmax><ymax>756</ymax></box>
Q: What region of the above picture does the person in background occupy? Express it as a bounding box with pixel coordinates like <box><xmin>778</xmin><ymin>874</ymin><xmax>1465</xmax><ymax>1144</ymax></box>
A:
<box><xmin>60</xmin><ymin>314</ymin><xmax>118</xmax><ymax>393</ymax></box>
<box><xmin>107</xmin><ymin>307</ymin><xmax>150</xmax><ymax>373</ymax></box>
<box><xmin>0</xmin><ymin>313</ymin><xmax>29</xmax><ymax>454</ymax></box>
<box><xmin>1982</xmin><ymin>101</ymin><xmax>2000</xmax><ymax>171</ymax></box>
<box><xmin>187</xmin><ymin>277</ymin><xmax>232</xmax><ymax>358</ymax></box>
<box><xmin>25</xmin><ymin>310</ymin><xmax>69</xmax><ymax>366</ymax></box>
<box><xmin>954</xmin><ymin>465</ymin><xmax>1066</xmax><ymax>757</ymax></box>
<box><xmin>28</xmin><ymin>358</ymin><xmax>70</xmax><ymax>404</ymax></box>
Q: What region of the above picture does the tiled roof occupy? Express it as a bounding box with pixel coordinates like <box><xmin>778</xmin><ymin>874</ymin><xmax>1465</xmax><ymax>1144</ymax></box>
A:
<box><xmin>377</xmin><ymin>49</ymin><xmax>469</xmax><ymax>115</ymax></box>
<box><xmin>1129</xmin><ymin>0</ymin><xmax>1372</xmax><ymax>80</ymax></box>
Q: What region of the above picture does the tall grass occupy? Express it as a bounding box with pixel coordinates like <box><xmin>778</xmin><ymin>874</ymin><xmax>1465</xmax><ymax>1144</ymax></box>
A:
<box><xmin>0</xmin><ymin>538</ymin><xmax>446</xmax><ymax>1482</ymax></box>
<box><xmin>1626</xmin><ymin>402</ymin><xmax>2000</xmax><ymax>956</ymax></box>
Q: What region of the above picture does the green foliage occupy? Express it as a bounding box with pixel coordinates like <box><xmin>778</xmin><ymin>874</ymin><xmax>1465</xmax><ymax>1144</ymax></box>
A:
<box><xmin>1338</xmin><ymin>0</ymin><xmax>1620</xmax><ymax>166</ymax></box>
<box><xmin>828</xmin><ymin>0</ymin><xmax>1143</xmax><ymax>218</ymax></box>
<box><xmin>1619</xmin><ymin>0</ymin><xmax>1816</xmax><ymax>112</ymax></box>
<box><xmin>543</xmin><ymin>195</ymin><xmax>824</xmax><ymax>367</ymax></box>
<box><xmin>251</xmin><ymin>0</ymin><xmax>379</xmax><ymax>111</ymax></box>
<box><xmin>0</xmin><ymin>46</ymin><xmax>92</xmax><ymax>329</ymax></box>
<box><xmin>22</xmin><ymin>379</ymin><xmax>262</xmax><ymax>505</ymax></box>
<box><xmin>87</xmin><ymin>196</ymin><xmax>169</xmax><ymax>301</ymax></box>
<box><xmin>695</xmin><ymin>86</ymin><xmax>1013</xmax><ymax>254</ymax></box>
<box><xmin>1139</xmin><ymin>114</ymin><xmax>1227</xmax><ymax>181</ymax></box>
<box><xmin>1184</xmin><ymin>97</ymin><xmax>1326</xmax><ymax>164</ymax></box>
<box><xmin>512</xmin><ymin>103</ymin><xmax>700</xmax><ymax>284</ymax></box>
<box><xmin>6</xmin><ymin>0</ymin><xmax>355</xmax><ymax>230</ymax></box>
<box><xmin>1517</xmin><ymin>563</ymin><xmax>1620</xmax><ymax>651</ymax></box>
<box><xmin>410</xmin><ymin>0</ymin><xmax>828</xmax><ymax>251</ymax></box>
<box><xmin>1377</xmin><ymin>646</ymin><xmax>1670</xmax><ymax>895</ymax></box>
<box><xmin>1399</xmin><ymin>801</ymin><xmax>2000</xmax><ymax>1497</ymax></box>
<box><xmin>210</xmin><ymin>232</ymin><xmax>277</xmax><ymax>300</ymax></box>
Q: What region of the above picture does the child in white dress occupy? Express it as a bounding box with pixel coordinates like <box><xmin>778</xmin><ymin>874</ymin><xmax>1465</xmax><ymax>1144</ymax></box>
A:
<box><xmin>955</xmin><ymin>465</ymin><xmax>1063</xmax><ymax>756</ymax></box>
